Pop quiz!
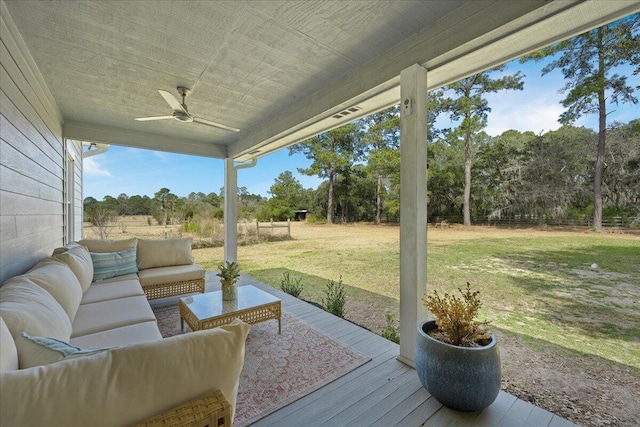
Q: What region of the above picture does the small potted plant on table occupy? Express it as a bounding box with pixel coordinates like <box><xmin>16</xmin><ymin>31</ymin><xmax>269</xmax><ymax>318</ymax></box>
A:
<box><xmin>217</xmin><ymin>261</ymin><xmax>240</xmax><ymax>301</ymax></box>
<box><xmin>415</xmin><ymin>283</ymin><xmax>500</xmax><ymax>411</ymax></box>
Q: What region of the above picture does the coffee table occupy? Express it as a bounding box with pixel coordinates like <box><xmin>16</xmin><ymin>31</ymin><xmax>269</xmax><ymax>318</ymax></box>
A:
<box><xmin>179</xmin><ymin>285</ymin><xmax>282</xmax><ymax>333</ymax></box>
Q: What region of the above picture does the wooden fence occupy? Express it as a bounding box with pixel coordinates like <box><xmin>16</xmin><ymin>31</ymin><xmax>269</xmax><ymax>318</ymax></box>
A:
<box><xmin>431</xmin><ymin>216</ymin><xmax>638</xmax><ymax>228</ymax></box>
<box><xmin>256</xmin><ymin>218</ymin><xmax>291</xmax><ymax>237</ymax></box>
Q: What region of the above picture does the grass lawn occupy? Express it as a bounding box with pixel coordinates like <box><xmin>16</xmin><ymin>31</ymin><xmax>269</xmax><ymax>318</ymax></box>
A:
<box><xmin>192</xmin><ymin>222</ymin><xmax>640</xmax><ymax>370</ymax></box>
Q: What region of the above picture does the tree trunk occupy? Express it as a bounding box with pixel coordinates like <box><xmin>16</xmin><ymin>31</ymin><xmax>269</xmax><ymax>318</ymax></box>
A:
<box><xmin>342</xmin><ymin>170</ymin><xmax>349</xmax><ymax>223</ymax></box>
<box><xmin>593</xmin><ymin>28</ymin><xmax>605</xmax><ymax>231</ymax></box>
<box><xmin>463</xmin><ymin>134</ymin><xmax>472</xmax><ymax>227</ymax></box>
<box><xmin>327</xmin><ymin>168</ymin><xmax>335</xmax><ymax>224</ymax></box>
<box><xmin>375</xmin><ymin>173</ymin><xmax>382</xmax><ymax>224</ymax></box>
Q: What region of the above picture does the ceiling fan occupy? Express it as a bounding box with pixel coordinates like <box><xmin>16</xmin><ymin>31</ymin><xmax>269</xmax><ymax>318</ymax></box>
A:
<box><xmin>135</xmin><ymin>87</ymin><xmax>240</xmax><ymax>132</ymax></box>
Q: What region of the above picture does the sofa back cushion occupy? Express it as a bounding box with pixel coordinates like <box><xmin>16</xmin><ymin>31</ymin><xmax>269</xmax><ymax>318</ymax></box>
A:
<box><xmin>90</xmin><ymin>247</ymin><xmax>139</xmax><ymax>281</ymax></box>
<box><xmin>0</xmin><ymin>316</ymin><xmax>18</xmax><ymax>372</ymax></box>
<box><xmin>0</xmin><ymin>277</ymin><xmax>73</xmax><ymax>369</ymax></box>
<box><xmin>0</xmin><ymin>319</ymin><xmax>250</xmax><ymax>427</ymax></box>
<box><xmin>79</xmin><ymin>238</ymin><xmax>137</xmax><ymax>253</ymax></box>
<box><xmin>53</xmin><ymin>245</ymin><xmax>94</xmax><ymax>291</ymax></box>
<box><xmin>137</xmin><ymin>238</ymin><xmax>194</xmax><ymax>270</ymax></box>
<box><xmin>24</xmin><ymin>258</ymin><xmax>83</xmax><ymax>320</ymax></box>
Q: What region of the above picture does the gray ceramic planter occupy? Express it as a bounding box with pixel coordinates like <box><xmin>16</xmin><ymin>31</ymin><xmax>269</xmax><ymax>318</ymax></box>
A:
<box><xmin>415</xmin><ymin>320</ymin><xmax>501</xmax><ymax>411</ymax></box>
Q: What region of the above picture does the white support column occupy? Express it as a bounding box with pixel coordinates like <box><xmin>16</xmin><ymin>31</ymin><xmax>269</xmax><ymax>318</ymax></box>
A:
<box><xmin>224</xmin><ymin>157</ymin><xmax>238</xmax><ymax>263</ymax></box>
<box><xmin>398</xmin><ymin>64</ymin><xmax>428</xmax><ymax>367</ymax></box>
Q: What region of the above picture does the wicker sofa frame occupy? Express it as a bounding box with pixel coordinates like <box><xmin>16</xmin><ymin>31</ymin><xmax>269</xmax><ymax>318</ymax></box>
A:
<box><xmin>143</xmin><ymin>278</ymin><xmax>205</xmax><ymax>300</ymax></box>
<box><xmin>134</xmin><ymin>390</ymin><xmax>231</xmax><ymax>427</ymax></box>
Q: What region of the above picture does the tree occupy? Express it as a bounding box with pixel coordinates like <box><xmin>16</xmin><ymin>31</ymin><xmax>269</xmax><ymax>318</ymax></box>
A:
<box><xmin>511</xmin><ymin>126</ymin><xmax>594</xmax><ymax>225</ymax></box>
<box><xmin>603</xmin><ymin>120</ymin><xmax>640</xmax><ymax>215</ymax></box>
<box><xmin>153</xmin><ymin>187</ymin><xmax>178</xmax><ymax>225</ymax></box>
<box><xmin>289</xmin><ymin>123</ymin><xmax>362</xmax><ymax>224</ymax></box>
<box><xmin>360</xmin><ymin>106</ymin><xmax>400</xmax><ymax>224</ymax></box>
<box><xmin>440</xmin><ymin>67</ymin><xmax>524</xmax><ymax>226</ymax></box>
<box><xmin>117</xmin><ymin>193</ymin><xmax>129</xmax><ymax>215</ymax></box>
<box><xmin>523</xmin><ymin>15</ymin><xmax>640</xmax><ymax>230</ymax></box>
<box><xmin>263</xmin><ymin>171</ymin><xmax>306</xmax><ymax>220</ymax></box>
<box><xmin>475</xmin><ymin>130</ymin><xmax>537</xmax><ymax>221</ymax></box>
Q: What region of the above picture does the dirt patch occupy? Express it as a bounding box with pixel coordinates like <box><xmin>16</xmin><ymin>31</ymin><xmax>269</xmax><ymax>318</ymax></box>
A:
<box><xmin>500</xmin><ymin>330</ymin><xmax>640</xmax><ymax>426</ymax></box>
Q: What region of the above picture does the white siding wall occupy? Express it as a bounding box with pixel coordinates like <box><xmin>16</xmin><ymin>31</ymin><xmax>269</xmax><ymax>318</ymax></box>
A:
<box><xmin>0</xmin><ymin>4</ymin><xmax>81</xmax><ymax>283</ymax></box>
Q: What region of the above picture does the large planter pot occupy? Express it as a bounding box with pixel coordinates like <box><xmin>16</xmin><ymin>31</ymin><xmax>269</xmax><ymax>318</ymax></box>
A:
<box><xmin>415</xmin><ymin>320</ymin><xmax>501</xmax><ymax>411</ymax></box>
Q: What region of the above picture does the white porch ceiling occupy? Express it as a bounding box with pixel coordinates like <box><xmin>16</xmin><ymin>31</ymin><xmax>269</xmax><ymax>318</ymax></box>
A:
<box><xmin>3</xmin><ymin>0</ymin><xmax>639</xmax><ymax>161</ymax></box>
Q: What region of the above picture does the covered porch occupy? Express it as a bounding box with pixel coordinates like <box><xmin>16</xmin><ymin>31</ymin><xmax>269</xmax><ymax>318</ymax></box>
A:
<box><xmin>158</xmin><ymin>272</ymin><xmax>577</xmax><ymax>426</ymax></box>
<box><xmin>1</xmin><ymin>1</ymin><xmax>639</xmax><ymax>425</ymax></box>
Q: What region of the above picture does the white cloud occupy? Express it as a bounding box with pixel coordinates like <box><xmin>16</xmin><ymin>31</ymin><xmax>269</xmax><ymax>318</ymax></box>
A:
<box><xmin>83</xmin><ymin>157</ymin><xmax>112</xmax><ymax>177</ymax></box>
<box><xmin>484</xmin><ymin>92</ymin><xmax>566</xmax><ymax>136</ymax></box>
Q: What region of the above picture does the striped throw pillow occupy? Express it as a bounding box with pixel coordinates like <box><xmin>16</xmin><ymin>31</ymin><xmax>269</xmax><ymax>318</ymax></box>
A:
<box><xmin>90</xmin><ymin>247</ymin><xmax>138</xmax><ymax>281</ymax></box>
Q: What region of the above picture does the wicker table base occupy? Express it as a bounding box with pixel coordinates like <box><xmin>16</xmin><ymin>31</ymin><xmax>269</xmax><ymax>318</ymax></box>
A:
<box><xmin>179</xmin><ymin>285</ymin><xmax>281</xmax><ymax>333</ymax></box>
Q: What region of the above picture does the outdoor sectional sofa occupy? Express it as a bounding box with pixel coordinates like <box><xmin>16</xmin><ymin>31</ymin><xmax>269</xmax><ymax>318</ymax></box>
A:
<box><xmin>0</xmin><ymin>237</ymin><xmax>249</xmax><ymax>427</ymax></box>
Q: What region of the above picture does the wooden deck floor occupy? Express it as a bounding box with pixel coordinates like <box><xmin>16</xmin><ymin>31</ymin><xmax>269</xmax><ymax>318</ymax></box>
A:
<box><xmin>208</xmin><ymin>274</ymin><xmax>578</xmax><ymax>427</ymax></box>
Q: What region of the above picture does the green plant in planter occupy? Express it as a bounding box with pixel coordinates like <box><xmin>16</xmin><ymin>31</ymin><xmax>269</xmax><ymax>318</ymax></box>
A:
<box><xmin>416</xmin><ymin>282</ymin><xmax>500</xmax><ymax>411</ymax></box>
<box><xmin>422</xmin><ymin>282</ymin><xmax>491</xmax><ymax>347</ymax></box>
<box><xmin>217</xmin><ymin>261</ymin><xmax>240</xmax><ymax>301</ymax></box>
<box><xmin>216</xmin><ymin>261</ymin><xmax>240</xmax><ymax>286</ymax></box>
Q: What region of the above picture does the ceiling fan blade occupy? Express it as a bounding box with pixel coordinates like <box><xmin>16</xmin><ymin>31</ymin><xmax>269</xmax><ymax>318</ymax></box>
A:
<box><xmin>193</xmin><ymin>117</ymin><xmax>240</xmax><ymax>132</ymax></box>
<box><xmin>135</xmin><ymin>115</ymin><xmax>174</xmax><ymax>121</ymax></box>
<box><xmin>158</xmin><ymin>90</ymin><xmax>187</xmax><ymax>113</ymax></box>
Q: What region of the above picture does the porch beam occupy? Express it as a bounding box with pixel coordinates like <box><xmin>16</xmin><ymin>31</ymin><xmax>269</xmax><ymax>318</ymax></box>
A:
<box><xmin>63</xmin><ymin>120</ymin><xmax>226</xmax><ymax>158</ymax></box>
<box><xmin>398</xmin><ymin>64</ymin><xmax>428</xmax><ymax>367</ymax></box>
<box><xmin>223</xmin><ymin>158</ymin><xmax>238</xmax><ymax>263</ymax></box>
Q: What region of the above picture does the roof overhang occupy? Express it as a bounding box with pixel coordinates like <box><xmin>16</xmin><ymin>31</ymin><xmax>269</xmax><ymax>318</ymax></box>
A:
<box><xmin>3</xmin><ymin>0</ymin><xmax>639</xmax><ymax>162</ymax></box>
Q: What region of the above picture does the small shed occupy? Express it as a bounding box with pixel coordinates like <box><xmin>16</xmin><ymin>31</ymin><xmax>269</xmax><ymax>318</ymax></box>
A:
<box><xmin>294</xmin><ymin>210</ymin><xmax>311</xmax><ymax>221</ymax></box>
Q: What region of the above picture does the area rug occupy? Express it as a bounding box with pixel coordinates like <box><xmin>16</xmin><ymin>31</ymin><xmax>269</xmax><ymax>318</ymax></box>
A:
<box><xmin>153</xmin><ymin>303</ymin><xmax>371</xmax><ymax>427</ymax></box>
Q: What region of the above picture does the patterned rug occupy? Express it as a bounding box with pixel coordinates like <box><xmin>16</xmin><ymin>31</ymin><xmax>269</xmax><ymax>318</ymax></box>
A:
<box><xmin>153</xmin><ymin>303</ymin><xmax>371</xmax><ymax>427</ymax></box>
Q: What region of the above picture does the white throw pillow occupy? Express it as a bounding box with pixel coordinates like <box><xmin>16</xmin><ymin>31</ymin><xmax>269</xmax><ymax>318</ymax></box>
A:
<box><xmin>137</xmin><ymin>238</ymin><xmax>194</xmax><ymax>270</ymax></box>
<box><xmin>0</xmin><ymin>316</ymin><xmax>18</xmax><ymax>372</ymax></box>
<box><xmin>0</xmin><ymin>277</ymin><xmax>73</xmax><ymax>369</ymax></box>
<box><xmin>53</xmin><ymin>245</ymin><xmax>94</xmax><ymax>291</ymax></box>
<box><xmin>25</xmin><ymin>258</ymin><xmax>83</xmax><ymax>320</ymax></box>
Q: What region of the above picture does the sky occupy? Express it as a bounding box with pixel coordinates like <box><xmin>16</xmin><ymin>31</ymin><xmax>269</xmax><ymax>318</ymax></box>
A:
<box><xmin>83</xmin><ymin>59</ymin><xmax>639</xmax><ymax>200</ymax></box>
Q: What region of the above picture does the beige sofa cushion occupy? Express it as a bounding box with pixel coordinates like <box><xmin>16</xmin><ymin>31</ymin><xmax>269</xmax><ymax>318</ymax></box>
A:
<box><xmin>71</xmin><ymin>295</ymin><xmax>156</xmax><ymax>338</ymax></box>
<box><xmin>138</xmin><ymin>264</ymin><xmax>205</xmax><ymax>287</ymax></box>
<box><xmin>79</xmin><ymin>237</ymin><xmax>137</xmax><ymax>253</ymax></box>
<box><xmin>0</xmin><ymin>277</ymin><xmax>73</xmax><ymax>369</ymax></box>
<box><xmin>80</xmin><ymin>276</ymin><xmax>145</xmax><ymax>305</ymax></box>
<box><xmin>53</xmin><ymin>245</ymin><xmax>94</xmax><ymax>291</ymax></box>
<box><xmin>70</xmin><ymin>321</ymin><xmax>162</xmax><ymax>348</ymax></box>
<box><xmin>25</xmin><ymin>258</ymin><xmax>83</xmax><ymax>320</ymax></box>
<box><xmin>0</xmin><ymin>317</ymin><xmax>18</xmax><ymax>372</ymax></box>
<box><xmin>0</xmin><ymin>320</ymin><xmax>250</xmax><ymax>427</ymax></box>
<box><xmin>137</xmin><ymin>238</ymin><xmax>194</xmax><ymax>270</ymax></box>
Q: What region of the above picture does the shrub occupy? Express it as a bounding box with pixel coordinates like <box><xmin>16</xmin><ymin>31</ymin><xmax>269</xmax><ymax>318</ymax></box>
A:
<box><xmin>381</xmin><ymin>312</ymin><xmax>399</xmax><ymax>344</ymax></box>
<box><xmin>322</xmin><ymin>276</ymin><xmax>347</xmax><ymax>318</ymax></box>
<box><xmin>280</xmin><ymin>271</ymin><xmax>304</xmax><ymax>298</ymax></box>
<box><xmin>422</xmin><ymin>282</ymin><xmax>491</xmax><ymax>347</ymax></box>
<box><xmin>307</xmin><ymin>214</ymin><xmax>327</xmax><ymax>224</ymax></box>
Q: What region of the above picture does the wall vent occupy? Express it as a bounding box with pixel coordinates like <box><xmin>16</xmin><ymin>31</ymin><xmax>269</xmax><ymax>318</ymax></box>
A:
<box><xmin>332</xmin><ymin>106</ymin><xmax>362</xmax><ymax>119</ymax></box>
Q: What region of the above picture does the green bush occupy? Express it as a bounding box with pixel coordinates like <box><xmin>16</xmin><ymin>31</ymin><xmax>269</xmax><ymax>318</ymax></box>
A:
<box><xmin>307</xmin><ymin>214</ymin><xmax>327</xmax><ymax>224</ymax></box>
<box><xmin>381</xmin><ymin>312</ymin><xmax>399</xmax><ymax>344</ymax></box>
<box><xmin>280</xmin><ymin>271</ymin><xmax>304</xmax><ymax>298</ymax></box>
<box><xmin>322</xmin><ymin>276</ymin><xmax>347</xmax><ymax>318</ymax></box>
